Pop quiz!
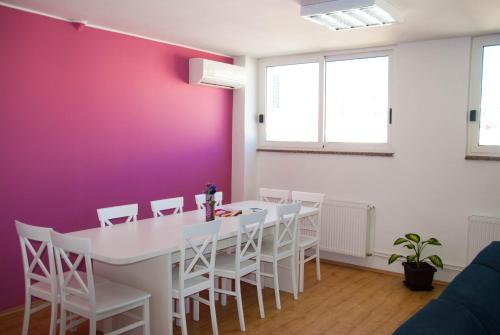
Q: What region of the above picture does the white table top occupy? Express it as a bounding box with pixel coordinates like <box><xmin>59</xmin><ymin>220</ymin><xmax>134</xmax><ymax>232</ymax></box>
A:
<box><xmin>69</xmin><ymin>200</ymin><xmax>318</xmax><ymax>265</ymax></box>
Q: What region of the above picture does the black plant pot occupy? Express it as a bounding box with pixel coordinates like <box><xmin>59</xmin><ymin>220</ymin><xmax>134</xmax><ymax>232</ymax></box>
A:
<box><xmin>402</xmin><ymin>262</ymin><xmax>436</xmax><ymax>291</ymax></box>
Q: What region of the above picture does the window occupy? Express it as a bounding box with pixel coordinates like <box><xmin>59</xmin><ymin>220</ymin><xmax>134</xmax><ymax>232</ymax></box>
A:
<box><xmin>468</xmin><ymin>35</ymin><xmax>500</xmax><ymax>157</ymax></box>
<box><xmin>480</xmin><ymin>45</ymin><xmax>500</xmax><ymax>146</ymax></box>
<box><xmin>259</xmin><ymin>50</ymin><xmax>392</xmax><ymax>153</ymax></box>
<box><xmin>325</xmin><ymin>55</ymin><xmax>389</xmax><ymax>145</ymax></box>
<box><xmin>265</xmin><ymin>63</ymin><xmax>320</xmax><ymax>143</ymax></box>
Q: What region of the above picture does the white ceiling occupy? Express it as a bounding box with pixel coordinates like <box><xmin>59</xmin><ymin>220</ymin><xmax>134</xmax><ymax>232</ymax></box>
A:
<box><xmin>2</xmin><ymin>0</ymin><xmax>500</xmax><ymax>58</ymax></box>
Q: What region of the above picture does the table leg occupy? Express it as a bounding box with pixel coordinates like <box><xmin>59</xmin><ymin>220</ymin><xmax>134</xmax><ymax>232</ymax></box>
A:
<box><xmin>166</xmin><ymin>253</ymin><xmax>173</xmax><ymax>335</ymax></box>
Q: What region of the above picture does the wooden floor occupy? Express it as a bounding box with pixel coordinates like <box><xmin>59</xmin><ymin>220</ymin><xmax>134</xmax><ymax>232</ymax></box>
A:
<box><xmin>0</xmin><ymin>262</ymin><xmax>444</xmax><ymax>335</ymax></box>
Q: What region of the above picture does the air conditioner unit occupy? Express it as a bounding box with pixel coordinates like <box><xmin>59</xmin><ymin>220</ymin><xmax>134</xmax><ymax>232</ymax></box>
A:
<box><xmin>189</xmin><ymin>58</ymin><xmax>245</xmax><ymax>89</ymax></box>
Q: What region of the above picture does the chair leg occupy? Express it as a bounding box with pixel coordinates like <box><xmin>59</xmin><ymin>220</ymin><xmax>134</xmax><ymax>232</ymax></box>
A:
<box><xmin>21</xmin><ymin>293</ymin><xmax>31</xmax><ymax>335</ymax></box>
<box><xmin>143</xmin><ymin>300</ymin><xmax>150</xmax><ymax>335</ymax></box>
<box><xmin>179</xmin><ymin>297</ymin><xmax>188</xmax><ymax>335</ymax></box>
<box><xmin>59</xmin><ymin>308</ymin><xmax>67</xmax><ymax>335</ymax></box>
<box><xmin>316</xmin><ymin>244</ymin><xmax>321</xmax><ymax>281</ymax></box>
<box><xmin>49</xmin><ymin>301</ymin><xmax>57</xmax><ymax>335</ymax></box>
<box><xmin>185</xmin><ymin>297</ymin><xmax>190</xmax><ymax>314</ymax></box>
<box><xmin>299</xmin><ymin>248</ymin><xmax>305</xmax><ymax>293</ymax></box>
<box><xmin>215</xmin><ymin>277</ymin><xmax>220</xmax><ymax>301</ymax></box>
<box><xmin>291</xmin><ymin>253</ymin><xmax>299</xmax><ymax>300</ymax></box>
<box><xmin>235</xmin><ymin>278</ymin><xmax>246</xmax><ymax>332</ymax></box>
<box><xmin>272</xmin><ymin>259</ymin><xmax>281</xmax><ymax>310</ymax></box>
<box><xmin>89</xmin><ymin>317</ymin><xmax>97</xmax><ymax>335</ymax></box>
<box><xmin>221</xmin><ymin>278</ymin><xmax>227</xmax><ymax>306</ymax></box>
<box><xmin>175</xmin><ymin>300</ymin><xmax>181</xmax><ymax>327</ymax></box>
<box><xmin>69</xmin><ymin>312</ymin><xmax>77</xmax><ymax>333</ymax></box>
<box><xmin>209</xmin><ymin>286</ymin><xmax>219</xmax><ymax>335</ymax></box>
<box><xmin>193</xmin><ymin>293</ymin><xmax>200</xmax><ymax>321</ymax></box>
<box><xmin>256</xmin><ymin>267</ymin><xmax>265</xmax><ymax>319</ymax></box>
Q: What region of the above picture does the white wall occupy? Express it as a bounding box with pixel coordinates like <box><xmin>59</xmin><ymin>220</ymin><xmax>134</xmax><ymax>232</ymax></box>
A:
<box><xmin>255</xmin><ymin>37</ymin><xmax>500</xmax><ymax>281</ymax></box>
<box><xmin>232</xmin><ymin>56</ymin><xmax>258</xmax><ymax>202</ymax></box>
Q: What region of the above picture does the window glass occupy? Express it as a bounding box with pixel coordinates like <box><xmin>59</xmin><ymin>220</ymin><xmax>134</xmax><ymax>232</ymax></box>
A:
<box><xmin>479</xmin><ymin>45</ymin><xmax>500</xmax><ymax>146</ymax></box>
<box><xmin>265</xmin><ymin>63</ymin><xmax>319</xmax><ymax>142</ymax></box>
<box><xmin>325</xmin><ymin>56</ymin><xmax>389</xmax><ymax>143</ymax></box>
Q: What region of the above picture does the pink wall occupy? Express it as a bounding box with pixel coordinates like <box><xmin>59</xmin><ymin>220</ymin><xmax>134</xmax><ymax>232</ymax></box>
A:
<box><xmin>0</xmin><ymin>6</ymin><xmax>233</xmax><ymax>310</ymax></box>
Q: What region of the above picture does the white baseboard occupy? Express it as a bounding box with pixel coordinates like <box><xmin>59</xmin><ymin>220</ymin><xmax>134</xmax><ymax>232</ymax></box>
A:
<box><xmin>319</xmin><ymin>250</ymin><xmax>464</xmax><ymax>283</ymax></box>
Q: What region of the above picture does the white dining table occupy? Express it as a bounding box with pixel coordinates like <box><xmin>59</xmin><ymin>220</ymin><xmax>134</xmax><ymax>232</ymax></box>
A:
<box><xmin>69</xmin><ymin>200</ymin><xmax>318</xmax><ymax>335</ymax></box>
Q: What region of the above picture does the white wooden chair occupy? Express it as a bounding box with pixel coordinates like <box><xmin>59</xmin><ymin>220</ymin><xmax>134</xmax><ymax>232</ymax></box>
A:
<box><xmin>292</xmin><ymin>191</ymin><xmax>325</xmax><ymax>292</ymax></box>
<box><xmin>97</xmin><ymin>203</ymin><xmax>138</xmax><ymax>227</ymax></box>
<box><xmin>214</xmin><ymin>210</ymin><xmax>267</xmax><ymax>331</ymax></box>
<box><xmin>259</xmin><ymin>188</ymin><xmax>290</xmax><ymax>204</ymax></box>
<box><xmin>150</xmin><ymin>197</ymin><xmax>191</xmax><ymax>312</ymax></box>
<box><xmin>195</xmin><ymin>192</ymin><xmax>223</xmax><ymax>210</ymax></box>
<box><xmin>16</xmin><ymin>221</ymin><xmax>108</xmax><ymax>335</ymax></box>
<box><xmin>171</xmin><ymin>220</ymin><xmax>221</xmax><ymax>335</ymax></box>
<box><xmin>151</xmin><ymin>197</ymin><xmax>184</xmax><ymax>217</ymax></box>
<box><xmin>51</xmin><ymin>230</ymin><xmax>151</xmax><ymax>335</ymax></box>
<box><xmin>16</xmin><ymin>220</ymin><xmax>58</xmax><ymax>335</ymax></box>
<box><xmin>260</xmin><ymin>202</ymin><xmax>301</xmax><ymax>310</ymax></box>
<box><xmin>194</xmin><ymin>191</ymin><xmax>223</xmax><ymax>301</ymax></box>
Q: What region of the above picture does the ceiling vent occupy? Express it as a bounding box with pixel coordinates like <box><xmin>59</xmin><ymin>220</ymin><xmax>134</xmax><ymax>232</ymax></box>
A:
<box><xmin>301</xmin><ymin>0</ymin><xmax>401</xmax><ymax>31</ymax></box>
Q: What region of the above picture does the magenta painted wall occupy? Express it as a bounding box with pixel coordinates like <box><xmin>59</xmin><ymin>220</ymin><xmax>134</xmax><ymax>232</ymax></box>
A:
<box><xmin>0</xmin><ymin>6</ymin><xmax>233</xmax><ymax>310</ymax></box>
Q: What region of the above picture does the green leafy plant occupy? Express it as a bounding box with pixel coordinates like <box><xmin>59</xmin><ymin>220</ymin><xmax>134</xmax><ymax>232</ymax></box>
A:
<box><xmin>388</xmin><ymin>233</ymin><xmax>444</xmax><ymax>269</ymax></box>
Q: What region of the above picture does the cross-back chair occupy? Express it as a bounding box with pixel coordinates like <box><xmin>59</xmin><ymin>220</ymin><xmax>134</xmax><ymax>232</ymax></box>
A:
<box><xmin>194</xmin><ymin>192</ymin><xmax>223</xmax><ymax>210</ymax></box>
<box><xmin>214</xmin><ymin>210</ymin><xmax>267</xmax><ymax>331</ymax></box>
<box><xmin>151</xmin><ymin>197</ymin><xmax>184</xmax><ymax>217</ymax></box>
<box><xmin>292</xmin><ymin>191</ymin><xmax>325</xmax><ymax>292</ymax></box>
<box><xmin>16</xmin><ymin>220</ymin><xmax>58</xmax><ymax>335</ymax></box>
<box><xmin>259</xmin><ymin>188</ymin><xmax>290</xmax><ymax>204</ymax></box>
<box><xmin>50</xmin><ymin>231</ymin><xmax>151</xmax><ymax>335</ymax></box>
<box><xmin>97</xmin><ymin>203</ymin><xmax>138</xmax><ymax>227</ymax></box>
<box><xmin>260</xmin><ymin>202</ymin><xmax>301</xmax><ymax>309</ymax></box>
<box><xmin>171</xmin><ymin>220</ymin><xmax>221</xmax><ymax>335</ymax></box>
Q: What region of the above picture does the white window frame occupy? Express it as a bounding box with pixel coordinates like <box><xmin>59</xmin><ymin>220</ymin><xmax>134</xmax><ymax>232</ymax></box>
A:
<box><xmin>467</xmin><ymin>34</ymin><xmax>500</xmax><ymax>157</ymax></box>
<box><xmin>258</xmin><ymin>54</ymin><xmax>324</xmax><ymax>150</ymax></box>
<box><xmin>258</xmin><ymin>48</ymin><xmax>394</xmax><ymax>154</ymax></box>
<box><xmin>323</xmin><ymin>49</ymin><xmax>393</xmax><ymax>153</ymax></box>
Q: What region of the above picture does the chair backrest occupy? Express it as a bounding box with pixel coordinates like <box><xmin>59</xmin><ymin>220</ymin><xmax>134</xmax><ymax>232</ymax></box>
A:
<box><xmin>97</xmin><ymin>203</ymin><xmax>138</xmax><ymax>227</ymax></box>
<box><xmin>259</xmin><ymin>188</ymin><xmax>290</xmax><ymax>204</ymax></box>
<box><xmin>291</xmin><ymin>191</ymin><xmax>325</xmax><ymax>239</ymax></box>
<box><xmin>15</xmin><ymin>221</ymin><xmax>57</xmax><ymax>296</ymax></box>
<box><xmin>151</xmin><ymin>197</ymin><xmax>184</xmax><ymax>217</ymax></box>
<box><xmin>178</xmin><ymin>220</ymin><xmax>221</xmax><ymax>292</ymax></box>
<box><xmin>235</xmin><ymin>210</ymin><xmax>267</xmax><ymax>270</ymax></box>
<box><xmin>50</xmin><ymin>231</ymin><xmax>96</xmax><ymax>312</ymax></box>
<box><xmin>214</xmin><ymin>191</ymin><xmax>223</xmax><ymax>206</ymax></box>
<box><xmin>272</xmin><ymin>203</ymin><xmax>301</xmax><ymax>254</ymax></box>
<box><xmin>194</xmin><ymin>194</ymin><xmax>206</xmax><ymax>210</ymax></box>
<box><xmin>195</xmin><ymin>192</ymin><xmax>223</xmax><ymax>210</ymax></box>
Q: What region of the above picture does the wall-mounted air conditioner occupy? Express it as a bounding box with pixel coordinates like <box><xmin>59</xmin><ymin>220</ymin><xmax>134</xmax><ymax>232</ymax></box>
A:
<box><xmin>189</xmin><ymin>58</ymin><xmax>245</xmax><ymax>89</ymax></box>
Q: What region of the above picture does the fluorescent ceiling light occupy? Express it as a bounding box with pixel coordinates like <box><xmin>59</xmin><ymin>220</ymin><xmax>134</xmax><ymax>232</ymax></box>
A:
<box><xmin>301</xmin><ymin>0</ymin><xmax>401</xmax><ymax>31</ymax></box>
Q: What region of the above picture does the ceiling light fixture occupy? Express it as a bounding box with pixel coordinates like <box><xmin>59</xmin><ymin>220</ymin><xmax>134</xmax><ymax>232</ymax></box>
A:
<box><xmin>301</xmin><ymin>0</ymin><xmax>401</xmax><ymax>31</ymax></box>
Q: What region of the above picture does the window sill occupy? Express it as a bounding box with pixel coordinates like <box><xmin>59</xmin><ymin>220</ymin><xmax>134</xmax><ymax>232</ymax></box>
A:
<box><xmin>465</xmin><ymin>155</ymin><xmax>500</xmax><ymax>161</ymax></box>
<box><xmin>257</xmin><ymin>148</ymin><xmax>394</xmax><ymax>157</ymax></box>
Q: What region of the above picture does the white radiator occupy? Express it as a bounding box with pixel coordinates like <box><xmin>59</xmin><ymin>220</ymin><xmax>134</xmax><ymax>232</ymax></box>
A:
<box><xmin>467</xmin><ymin>215</ymin><xmax>500</xmax><ymax>263</ymax></box>
<box><xmin>319</xmin><ymin>200</ymin><xmax>375</xmax><ymax>258</ymax></box>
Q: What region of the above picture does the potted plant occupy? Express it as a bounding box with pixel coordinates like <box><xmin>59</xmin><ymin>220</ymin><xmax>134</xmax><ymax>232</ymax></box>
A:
<box><xmin>388</xmin><ymin>233</ymin><xmax>443</xmax><ymax>291</ymax></box>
